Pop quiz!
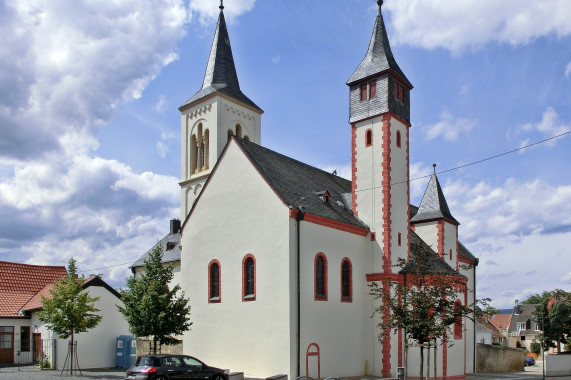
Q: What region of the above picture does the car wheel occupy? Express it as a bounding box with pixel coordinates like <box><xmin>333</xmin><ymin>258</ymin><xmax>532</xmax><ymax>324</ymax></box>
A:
<box><xmin>212</xmin><ymin>374</ymin><xmax>225</xmax><ymax>380</ymax></box>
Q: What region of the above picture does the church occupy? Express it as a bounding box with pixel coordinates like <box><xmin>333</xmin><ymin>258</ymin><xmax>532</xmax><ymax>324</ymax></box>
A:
<box><xmin>172</xmin><ymin>1</ymin><xmax>478</xmax><ymax>378</ymax></box>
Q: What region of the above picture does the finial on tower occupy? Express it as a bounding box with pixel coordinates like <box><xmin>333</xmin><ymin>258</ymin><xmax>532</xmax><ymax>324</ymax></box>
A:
<box><xmin>377</xmin><ymin>0</ymin><xmax>383</xmax><ymax>14</ymax></box>
<box><xmin>432</xmin><ymin>163</ymin><xmax>437</xmax><ymax>174</ymax></box>
<box><xmin>219</xmin><ymin>0</ymin><xmax>224</xmax><ymax>11</ymax></box>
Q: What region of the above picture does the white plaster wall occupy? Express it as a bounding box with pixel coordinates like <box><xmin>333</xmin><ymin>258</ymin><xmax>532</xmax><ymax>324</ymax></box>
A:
<box><xmin>181</xmin><ymin>141</ymin><xmax>291</xmax><ymax>378</ymax></box>
<box><xmin>476</xmin><ymin>325</ymin><xmax>492</xmax><ymax>345</ymax></box>
<box><xmin>460</xmin><ymin>262</ymin><xmax>477</xmax><ymax>373</ymax></box>
<box><xmin>413</xmin><ymin>222</ymin><xmax>438</xmax><ymax>251</ymax></box>
<box><xmin>443</xmin><ymin>222</ymin><xmax>458</xmax><ymax>267</ymax></box>
<box><xmin>298</xmin><ymin>221</ymin><xmax>373</xmax><ymax>378</ymax></box>
<box><xmin>1</xmin><ymin>318</ymin><xmax>31</xmax><ymax>364</ymax></box>
<box><xmin>30</xmin><ymin>286</ymin><xmax>130</xmax><ymax>370</ymax></box>
<box><xmin>353</xmin><ymin>116</ymin><xmax>382</xmax><ymax>230</ymax></box>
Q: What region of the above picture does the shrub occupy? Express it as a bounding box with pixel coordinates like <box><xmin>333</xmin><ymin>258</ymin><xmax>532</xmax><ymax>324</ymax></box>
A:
<box><xmin>531</xmin><ymin>342</ymin><xmax>541</xmax><ymax>355</ymax></box>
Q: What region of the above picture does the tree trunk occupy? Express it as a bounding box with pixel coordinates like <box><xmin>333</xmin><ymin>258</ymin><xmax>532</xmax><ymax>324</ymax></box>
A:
<box><xmin>71</xmin><ymin>332</ymin><xmax>74</xmax><ymax>375</ymax></box>
<box><xmin>153</xmin><ymin>336</ymin><xmax>157</xmax><ymax>355</ymax></box>
<box><xmin>419</xmin><ymin>345</ymin><xmax>424</xmax><ymax>380</ymax></box>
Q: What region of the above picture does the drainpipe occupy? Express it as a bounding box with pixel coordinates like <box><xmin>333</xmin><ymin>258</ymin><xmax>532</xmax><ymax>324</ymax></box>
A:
<box><xmin>295</xmin><ymin>206</ymin><xmax>305</xmax><ymax>378</ymax></box>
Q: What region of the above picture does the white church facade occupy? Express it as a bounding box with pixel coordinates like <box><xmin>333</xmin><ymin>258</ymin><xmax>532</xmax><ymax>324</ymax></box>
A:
<box><xmin>137</xmin><ymin>1</ymin><xmax>479</xmax><ymax>379</ymax></box>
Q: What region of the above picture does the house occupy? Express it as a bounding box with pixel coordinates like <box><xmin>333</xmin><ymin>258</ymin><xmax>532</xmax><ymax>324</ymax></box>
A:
<box><xmin>507</xmin><ymin>304</ymin><xmax>541</xmax><ymax>350</ymax></box>
<box><xmin>477</xmin><ymin>318</ymin><xmax>505</xmax><ymax>345</ymax></box>
<box><xmin>0</xmin><ymin>261</ymin><xmax>130</xmax><ymax>369</ymax></box>
<box><xmin>490</xmin><ymin>313</ymin><xmax>512</xmax><ymax>341</ymax></box>
<box><xmin>140</xmin><ymin>1</ymin><xmax>480</xmax><ymax>379</ymax></box>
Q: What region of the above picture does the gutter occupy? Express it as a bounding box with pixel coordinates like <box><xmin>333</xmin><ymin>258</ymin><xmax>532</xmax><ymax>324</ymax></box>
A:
<box><xmin>295</xmin><ymin>206</ymin><xmax>305</xmax><ymax>378</ymax></box>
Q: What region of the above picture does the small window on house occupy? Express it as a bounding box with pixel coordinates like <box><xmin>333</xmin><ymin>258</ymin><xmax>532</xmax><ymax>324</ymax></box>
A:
<box><xmin>341</xmin><ymin>258</ymin><xmax>352</xmax><ymax>302</ymax></box>
<box><xmin>360</xmin><ymin>84</ymin><xmax>367</xmax><ymax>101</ymax></box>
<box><xmin>369</xmin><ymin>80</ymin><xmax>376</xmax><ymax>99</ymax></box>
<box><xmin>242</xmin><ymin>255</ymin><xmax>255</xmax><ymax>301</ymax></box>
<box><xmin>450</xmin><ymin>249</ymin><xmax>452</xmax><ymax>260</ymax></box>
<box><xmin>396</xmin><ymin>130</ymin><xmax>401</xmax><ymax>148</ymax></box>
<box><xmin>454</xmin><ymin>300</ymin><xmax>463</xmax><ymax>339</ymax></box>
<box><xmin>521</xmin><ymin>336</ymin><xmax>526</xmax><ymax>341</ymax></box>
<box><xmin>21</xmin><ymin>326</ymin><xmax>30</xmax><ymax>352</ymax></box>
<box><xmin>314</xmin><ymin>253</ymin><xmax>328</xmax><ymax>301</ymax></box>
<box><xmin>365</xmin><ymin>129</ymin><xmax>373</xmax><ymax>147</ymax></box>
<box><xmin>209</xmin><ymin>260</ymin><xmax>221</xmax><ymax>303</ymax></box>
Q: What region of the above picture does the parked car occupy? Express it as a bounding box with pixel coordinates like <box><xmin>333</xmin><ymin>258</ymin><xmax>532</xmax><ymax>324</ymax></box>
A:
<box><xmin>125</xmin><ymin>354</ymin><xmax>228</xmax><ymax>380</ymax></box>
<box><xmin>524</xmin><ymin>355</ymin><xmax>536</xmax><ymax>366</ymax></box>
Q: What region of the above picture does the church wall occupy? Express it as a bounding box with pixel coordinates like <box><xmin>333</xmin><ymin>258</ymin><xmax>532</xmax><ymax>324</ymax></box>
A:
<box><xmin>412</xmin><ymin>221</ymin><xmax>438</xmax><ymax>251</ymax></box>
<box><xmin>297</xmin><ymin>221</ymin><xmax>373</xmax><ymax>378</ymax></box>
<box><xmin>180</xmin><ymin>142</ymin><xmax>292</xmax><ymax>377</ymax></box>
<box><xmin>459</xmin><ymin>261</ymin><xmax>477</xmax><ymax>373</ymax></box>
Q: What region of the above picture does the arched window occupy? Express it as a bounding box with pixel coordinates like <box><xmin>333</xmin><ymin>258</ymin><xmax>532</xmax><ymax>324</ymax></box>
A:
<box><xmin>208</xmin><ymin>260</ymin><xmax>221</xmax><ymax>303</ymax></box>
<box><xmin>243</xmin><ymin>135</ymin><xmax>250</xmax><ymax>141</ymax></box>
<box><xmin>236</xmin><ymin>124</ymin><xmax>242</xmax><ymax>138</ymax></box>
<box><xmin>454</xmin><ymin>300</ymin><xmax>463</xmax><ymax>339</ymax></box>
<box><xmin>365</xmin><ymin>129</ymin><xmax>372</xmax><ymax>147</ymax></box>
<box><xmin>228</xmin><ymin>129</ymin><xmax>234</xmax><ymax>141</ymax></box>
<box><xmin>242</xmin><ymin>254</ymin><xmax>256</xmax><ymax>301</ymax></box>
<box><xmin>341</xmin><ymin>258</ymin><xmax>352</xmax><ymax>302</ymax></box>
<box><xmin>191</xmin><ymin>134</ymin><xmax>198</xmax><ymax>174</ymax></box>
<box><xmin>396</xmin><ymin>130</ymin><xmax>401</xmax><ymax>148</ymax></box>
<box><xmin>203</xmin><ymin>129</ymin><xmax>209</xmax><ymax>169</ymax></box>
<box><xmin>314</xmin><ymin>253</ymin><xmax>328</xmax><ymax>301</ymax></box>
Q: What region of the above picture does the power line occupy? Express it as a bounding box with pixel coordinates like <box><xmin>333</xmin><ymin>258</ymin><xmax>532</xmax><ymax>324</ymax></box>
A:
<box><xmin>78</xmin><ymin>260</ymin><xmax>135</xmax><ymax>274</ymax></box>
<box><xmin>360</xmin><ymin>130</ymin><xmax>571</xmax><ymax>190</ymax></box>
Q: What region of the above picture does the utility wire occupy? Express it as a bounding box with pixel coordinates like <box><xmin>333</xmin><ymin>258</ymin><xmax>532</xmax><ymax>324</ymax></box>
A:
<box><xmin>78</xmin><ymin>260</ymin><xmax>136</xmax><ymax>274</ymax></box>
<box><xmin>359</xmin><ymin>130</ymin><xmax>570</xmax><ymax>190</ymax></box>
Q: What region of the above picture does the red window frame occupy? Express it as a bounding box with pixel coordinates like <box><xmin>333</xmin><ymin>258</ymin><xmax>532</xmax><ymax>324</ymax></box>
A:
<box><xmin>242</xmin><ymin>254</ymin><xmax>256</xmax><ymax>301</ymax></box>
<box><xmin>365</xmin><ymin>129</ymin><xmax>373</xmax><ymax>147</ymax></box>
<box><xmin>314</xmin><ymin>253</ymin><xmax>328</xmax><ymax>301</ymax></box>
<box><xmin>340</xmin><ymin>258</ymin><xmax>352</xmax><ymax>303</ymax></box>
<box><xmin>208</xmin><ymin>260</ymin><xmax>221</xmax><ymax>303</ymax></box>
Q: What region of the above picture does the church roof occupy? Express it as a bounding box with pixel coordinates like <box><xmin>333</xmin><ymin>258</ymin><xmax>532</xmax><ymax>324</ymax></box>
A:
<box><xmin>347</xmin><ymin>1</ymin><xmax>411</xmax><ymax>87</ymax></box>
<box><xmin>131</xmin><ymin>231</ymin><xmax>181</xmax><ymax>270</ymax></box>
<box><xmin>400</xmin><ymin>230</ymin><xmax>462</xmax><ymax>276</ymax></box>
<box><xmin>233</xmin><ymin>137</ymin><xmax>369</xmax><ymax>231</ymax></box>
<box><xmin>180</xmin><ymin>6</ymin><xmax>262</xmax><ymax>113</ymax></box>
<box><xmin>410</xmin><ymin>172</ymin><xmax>459</xmax><ymax>225</ymax></box>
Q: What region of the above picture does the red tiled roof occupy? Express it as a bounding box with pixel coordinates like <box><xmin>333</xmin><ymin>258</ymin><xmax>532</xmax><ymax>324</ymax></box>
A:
<box><xmin>0</xmin><ymin>261</ymin><xmax>67</xmax><ymax>317</ymax></box>
<box><xmin>490</xmin><ymin>314</ymin><xmax>512</xmax><ymax>330</ymax></box>
<box><xmin>479</xmin><ymin>318</ymin><xmax>504</xmax><ymax>338</ymax></box>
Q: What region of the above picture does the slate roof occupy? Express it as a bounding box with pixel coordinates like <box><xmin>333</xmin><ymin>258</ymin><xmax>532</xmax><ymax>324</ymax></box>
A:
<box><xmin>179</xmin><ymin>7</ymin><xmax>262</xmax><ymax>113</ymax></box>
<box><xmin>400</xmin><ymin>229</ymin><xmax>462</xmax><ymax>276</ymax></box>
<box><xmin>347</xmin><ymin>1</ymin><xmax>411</xmax><ymax>87</ymax></box>
<box><xmin>410</xmin><ymin>173</ymin><xmax>459</xmax><ymax>225</ymax></box>
<box><xmin>458</xmin><ymin>241</ymin><xmax>478</xmax><ymax>262</ymax></box>
<box><xmin>0</xmin><ymin>261</ymin><xmax>67</xmax><ymax>317</ymax></box>
<box><xmin>233</xmin><ymin>137</ymin><xmax>369</xmax><ymax>231</ymax></box>
<box><xmin>509</xmin><ymin>304</ymin><xmax>540</xmax><ymax>335</ymax></box>
<box><xmin>131</xmin><ymin>232</ymin><xmax>181</xmax><ymax>269</ymax></box>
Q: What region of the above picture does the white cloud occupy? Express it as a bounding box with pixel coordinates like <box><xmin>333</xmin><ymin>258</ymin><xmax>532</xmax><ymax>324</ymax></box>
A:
<box><xmin>271</xmin><ymin>55</ymin><xmax>281</xmax><ymax>64</ymax></box>
<box><xmin>385</xmin><ymin>0</ymin><xmax>571</xmax><ymax>54</ymax></box>
<box><xmin>154</xmin><ymin>95</ymin><xmax>168</xmax><ymax>113</ymax></box>
<box><xmin>189</xmin><ymin>0</ymin><xmax>256</xmax><ymax>25</ymax></box>
<box><xmin>423</xmin><ymin>110</ymin><xmax>476</xmax><ymax>141</ymax></box>
<box><xmin>566</xmin><ymin>62</ymin><xmax>571</xmax><ymax>78</ymax></box>
<box><xmin>516</xmin><ymin>107</ymin><xmax>570</xmax><ymax>148</ymax></box>
<box><xmin>0</xmin><ymin>0</ymin><xmax>189</xmax><ymax>161</ymax></box>
<box><xmin>562</xmin><ymin>272</ymin><xmax>571</xmax><ymax>284</ymax></box>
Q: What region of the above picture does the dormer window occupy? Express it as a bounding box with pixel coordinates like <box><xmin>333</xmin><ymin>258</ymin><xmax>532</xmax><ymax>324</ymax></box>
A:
<box><xmin>317</xmin><ymin>191</ymin><xmax>330</xmax><ymax>205</ymax></box>
<box><xmin>166</xmin><ymin>242</ymin><xmax>176</xmax><ymax>251</ymax></box>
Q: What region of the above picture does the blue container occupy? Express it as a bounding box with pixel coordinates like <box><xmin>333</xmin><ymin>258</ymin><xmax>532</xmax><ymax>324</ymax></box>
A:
<box><xmin>115</xmin><ymin>335</ymin><xmax>137</xmax><ymax>368</ymax></box>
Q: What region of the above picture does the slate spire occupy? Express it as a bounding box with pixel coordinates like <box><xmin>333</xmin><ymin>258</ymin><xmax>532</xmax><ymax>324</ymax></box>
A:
<box><xmin>180</xmin><ymin>4</ymin><xmax>262</xmax><ymax>112</ymax></box>
<box><xmin>411</xmin><ymin>165</ymin><xmax>459</xmax><ymax>225</ymax></box>
<box><xmin>347</xmin><ymin>0</ymin><xmax>411</xmax><ymax>87</ymax></box>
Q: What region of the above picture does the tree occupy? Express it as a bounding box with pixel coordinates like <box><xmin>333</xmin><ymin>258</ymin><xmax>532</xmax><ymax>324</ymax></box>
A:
<box><xmin>118</xmin><ymin>244</ymin><xmax>192</xmax><ymax>354</ymax></box>
<box><xmin>38</xmin><ymin>258</ymin><xmax>102</xmax><ymax>374</ymax></box>
<box><xmin>369</xmin><ymin>242</ymin><xmax>480</xmax><ymax>380</ymax></box>
<box><xmin>531</xmin><ymin>290</ymin><xmax>571</xmax><ymax>352</ymax></box>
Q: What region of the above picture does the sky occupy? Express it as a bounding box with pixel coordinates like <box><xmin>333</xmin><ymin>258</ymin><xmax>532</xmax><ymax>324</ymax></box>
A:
<box><xmin>0</xmin><ymin>0</ymin><xmax>570</xmax><ymax>309</ymax></box>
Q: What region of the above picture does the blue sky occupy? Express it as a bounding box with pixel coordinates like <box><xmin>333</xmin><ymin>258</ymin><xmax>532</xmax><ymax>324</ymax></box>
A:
<box><xmin>1</xmin><ymin>0</ymin><xmax>570</xmax><ymax>309</ymax></box>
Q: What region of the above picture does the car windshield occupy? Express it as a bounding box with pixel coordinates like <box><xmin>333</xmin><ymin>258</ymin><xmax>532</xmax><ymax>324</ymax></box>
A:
<box><xmin>182</xmin><ymin>356</ymin><xmax>203</xmax><ymax>367</ymax></box>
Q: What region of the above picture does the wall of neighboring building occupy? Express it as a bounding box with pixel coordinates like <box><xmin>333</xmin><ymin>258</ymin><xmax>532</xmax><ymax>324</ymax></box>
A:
<box><xmin>181</xmin><ymin>142</ymin><xmax>292</xmax><ymax>378</ymax></box>
<box><xmin>31</xmin><ymin>285</ymin><xmax>129</xmax><ymax>370</ymax></box>
<box><xmin>297</xmin><ymin>221</ymin><xmax>372</xmax><ymax>378</ymax></box>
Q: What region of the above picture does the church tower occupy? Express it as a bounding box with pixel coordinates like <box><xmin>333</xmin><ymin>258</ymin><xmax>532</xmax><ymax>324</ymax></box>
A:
<box><xmin>347</xmin><ymin>0</ymin><xmax>413</xmax><ymax>273</ymax></box>
<box><xmin>179</xmin><ymin>2</ymin><xmax>263</xmax><ymax>219</ymax></box>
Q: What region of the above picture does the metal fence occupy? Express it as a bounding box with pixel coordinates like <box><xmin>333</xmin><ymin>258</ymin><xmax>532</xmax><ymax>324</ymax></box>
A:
<box><xmin>0</xmin><ymin>339</ymin><xmax>55</xmax><ymax>371</ymax></box>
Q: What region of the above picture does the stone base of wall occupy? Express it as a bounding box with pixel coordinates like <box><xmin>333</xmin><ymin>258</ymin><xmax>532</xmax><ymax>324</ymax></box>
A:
<box><xmin>136</xmin><ymin>338</ymin><xmax>183</xmax><ymax>356</ymax></box>
<box><xmin>476</xmin><ymin>343</ymin><xmax>524</xmax><ymax>373</ymax></box>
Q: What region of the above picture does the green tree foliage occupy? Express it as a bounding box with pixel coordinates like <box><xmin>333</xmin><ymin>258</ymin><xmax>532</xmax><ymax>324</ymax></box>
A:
<box><xmin>530</xmin><ymin>290</ymin><xmax>571</xmax><ymax>352</ymax></box>
<box><xmin>38</xmin><ymin>258</ymin><xmax>102</xmax><ymax>374</ymax></box>
<box><xmin>118</xmin><ymin>244</ymin><xmax>192</xmax><ymax>354</ymax></box>
<box><xmin>369</xmin><ymin>243</ymin><xmax>482</xmax><ymax>380</ymax></box>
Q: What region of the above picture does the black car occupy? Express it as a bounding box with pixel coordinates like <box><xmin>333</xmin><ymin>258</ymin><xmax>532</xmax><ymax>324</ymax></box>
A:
<box><xmin>125</xmin><ymin>354</ymin><xmax>228</xmax><ymax>380</ymax></box>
